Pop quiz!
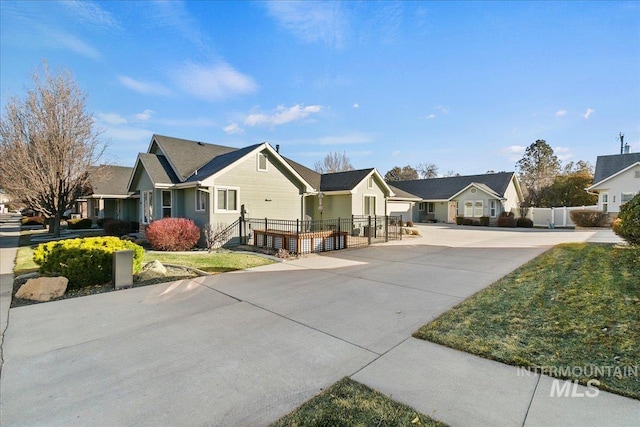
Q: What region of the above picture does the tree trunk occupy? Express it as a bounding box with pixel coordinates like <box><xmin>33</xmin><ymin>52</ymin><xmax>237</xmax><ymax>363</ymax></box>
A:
<box><xmin>52</xmin><ymin>212</ymin><xmax>62</xmax><ymax>237</ymax></box>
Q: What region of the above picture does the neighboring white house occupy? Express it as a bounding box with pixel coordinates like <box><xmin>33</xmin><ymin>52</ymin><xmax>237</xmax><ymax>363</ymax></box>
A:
<box><xmin>586</xmin><ymin>153</ymin><xmax>640</xmax><ymax>213</ymax></box>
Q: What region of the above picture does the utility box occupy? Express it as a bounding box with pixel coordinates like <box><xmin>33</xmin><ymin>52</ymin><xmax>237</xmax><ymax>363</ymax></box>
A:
<box><xmin>113</xmin><ymin>250</ymin><xmax>134</xmax><ymax>289</ymax></box>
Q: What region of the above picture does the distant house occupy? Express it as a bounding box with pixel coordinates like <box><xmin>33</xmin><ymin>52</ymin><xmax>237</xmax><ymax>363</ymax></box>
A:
<box><xmin>389</xmin><ymin>172</ymin><xmax>523</xmax><ymax>223</ymax></box>
<box><xmin>586</xmin><ymin>152</ymin><xmax>640</xmax><ymax>213</ymax></box>
<box><xmin>75</xmin><ymin>165</ymin><xmax>138</xmax><ymax>222</ymax></box>
<box><xmin>127</xmin><ymin>134</ymin><xmax>393</xmax><ymax>237</ymax></box>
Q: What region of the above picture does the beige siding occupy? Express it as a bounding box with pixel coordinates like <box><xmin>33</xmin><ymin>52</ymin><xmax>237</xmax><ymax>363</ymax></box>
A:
<box><xmin>321</xmin><ymin>194</ymin><xmax>352</xmax><ymax>219</ymax></box>
<box><xmin>351</xmin><ymin>175</ymin><xmax>387</xmax><ymax>216</ymax></box>
<box><xmin>456</xmin><ymin>188</ymin><xmax>494</xmax><ymax>218</ymax></box>
<box><xmin>503</xmin><ymin>179</ymin><xmax>522</xmax><ymax>214</ymax></box>
<box><xmin>202</xmin><ymin>149</ymin><xmax>304</xmax><ymax>222</ymax></box>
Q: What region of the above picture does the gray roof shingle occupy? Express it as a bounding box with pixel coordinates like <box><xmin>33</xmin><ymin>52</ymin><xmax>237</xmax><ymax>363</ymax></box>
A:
<box><xmin>320</xmin><ymin>169</ymin><xmax>374</xmax><ymax>192</ymax></box>
<box><xmin>88</xmin><ymin>165</ymin><xmax>133</xmax><ymax>196</ymax></box>
<box><xmin>138</xmin><ymin>154</ymin><xmax>180</xmax><ymax>185</ymax></box>
<box><xmin>184</xmin><ymin>144</ymin><xmax>262</xmax><ymax>182</ymax></box>
<box><xmin>593</xmin><ymin>153</ymin><xmax>640</xmax><ymax>184</ymax></box>
<box><xmin>391</xmin><ymin>172</ymin><xmax>515</xmax><ymax>200</ymax></box>
<box><xmin>152</xmin><ymin>134</ymin><xmax>237</xmax><ymax>181</ymax></box>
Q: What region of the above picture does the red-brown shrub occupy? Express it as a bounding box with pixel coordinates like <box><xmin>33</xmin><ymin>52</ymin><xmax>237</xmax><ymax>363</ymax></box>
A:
<box><xmin>497</xmin><ymin>212</ymin><xmax>517</xmax><ymax>227</ymax></box>
<box><xmin>146</xmin><ymin>217</ymin><xmax>200</xmax><ymax>251</ymax></box>
<box><xmin>569</xmin><ymin>210</ymin><xmax>608</xmax><ymax>227</ymax></box>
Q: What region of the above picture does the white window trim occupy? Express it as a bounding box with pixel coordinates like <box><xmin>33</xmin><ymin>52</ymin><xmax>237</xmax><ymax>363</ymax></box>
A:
<box><xmin>195</xmin><ymin>189</ymin><xmax>208</xmax><ymax>212</ymax></box>
<box><xmin>142</xmin><ymin>190</ymin><xmax>153</xmax><ymax>224</ymax></box>
<box><xmin>418</xmin><ymin>202</ymin><xmax>426</xmax><ymax>211</ymax></box>
<box><xmin>489</xmin><ymin>200</ymin><xmax>497</xmax><ymax>217</ymax></box>
<box><xmin>474</xmin><ymin>200</ymin><xmax>483</xmax><ymax>217</ymax></box>
<box><xmin>464</xmin><ymin>201</ymin><xmax>473</xmax><ymax>217</ymax></box>
<box><xmin>215</xmin><ymin>186</ymin><xmax>240</xmax><ymax>213</ymax></box>
<box><xmin>364</xmin><ymin>194</ymin><xmax>376</xmax><ymax>216</ymax></box>
<box><xmin>257</xmin><ymin>153</ymin><xmax>268</xmax><ymax>172</ymax></box>
<box><xmin>161</xmin><ymin>190</ymin><xmax>172</xmax><ymax>218</ymax></box>
<box><xmin>620</xmin><ymin>192</ymin><xmax>635</xmax><ymax>204</ymax></box>
<box><xmin>427</xmin><ymin>202</ymin><xmax>435</xmax><ymax>213</ymax></box>
<box><xmin>602</xmin><ymin>192</ymin><xmax>608</xmax><ymax>213</ymax></box>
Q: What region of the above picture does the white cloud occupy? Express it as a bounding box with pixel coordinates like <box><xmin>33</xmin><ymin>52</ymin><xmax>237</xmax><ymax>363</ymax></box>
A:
<box><xmin>118</xmin><ymin>76</ymin><xmax>171</xmax><ymax>96</ymax></box>
<box><xmin>244</xmin><ymin>104</ymin><xmax>322</xmax><ymax>127</ymax></box>
<box><xmin>133</xmin><ymin>109</ymin><xmax>155</xmax><ymax>121</ymax></box>
<box><xmin>102</xmin><ymin>126</ymin><xmax>153</xmax><ymax>142</ymax></box>
<box><xmin>556</xmin><ymin>110</ymin><xmax>567</xmax><ymax>117</ymax></box>
<box><xmin>97</xmin><ymin>112</ymin><xmax>127</xmax><ymax>125</ymax></box>
<box><xmin>353</xmin><ymin>103</ymin><xmax>360</xmax><ymax>108</ymax></box>
<box><xmin>59</xmin><ymin>0</ymin><xmax>119</xmax><ymax>29</ymax></box>
<box><xmin>223</xmin><ymin>123</ymin><xmax>244</xmax><ymax>135</ymax></box>
<box><xmin>173</xmin><ymin>62</ymin><xmax>257</xmax><ymax>102</ymax></box>
<box><xmin>148</xmin><ymin>0</ymin><xmax>204</xmax><ymax>46</ymax></box>
<box><xmin>583</xmin><ymin>108</ymin><xmax>595</xmax><ymax>119</ymax></box>
<box><xmin>265</xmin><ymin>1</ymin><xmax>348</xmax><ymax>49</ymax></box>
<box><xmin>554</xmin><ymin>146</ymin><xmax>573</xmax><ymax>161</ymax></box>
<box><xmin>392</xmin><ymin>150</ymin><xmax>400</xmax><ymax>157</ymax></box>
<box><xmin>435</xmin><ymin>105</ymin><xmax>450</xmax><ymax>114</ymax></box>
<box><xmin>501</xmin><ymin>145</ymin><xmax>526</xmax><ymax>161</ymax></box>
<box><xmin>426</xmin><ymin>114</ymin><xmax>436</xmax><ymax>120</ymax></box>
<box><xmin>48</xmin><ymin>29</ymin><xmax>102</xmax><ymax>60</ymax></box>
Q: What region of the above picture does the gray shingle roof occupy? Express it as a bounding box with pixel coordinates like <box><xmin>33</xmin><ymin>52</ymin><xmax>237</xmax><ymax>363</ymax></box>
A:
<box><xmin>152</xmin><ymin>134</ymin><xmax>237</xmax><ymax>181</ymax></box>
<box><xmin>388</xmin><ymin>185</ymin><xmax>421</xmax><ymax>200</ymax></box>
<box><xmin>391</xmin><ymin>172</ymin><xmax>515</xmax><ymax>200</ymax></box>
<box><xmin>593</xmin><ymin>153</ymin><xmax>640</xmax><ymax>184</ymax></box>
<box><xmin>138</xmin><ymin>154</ymin><xmax>179</xmax><ymax>185</ymax></box>
<box><xmin>320</xmin><ymin>169</ymin><xmax>374</xmax><ymax>192</ymax></box>
<box><xmin>184</xmin><ymin>144</ymin><xmax>262</xmax><ymax>182</ymax></box>
<box><xmin>283</xmin><ymin>158</ymin><xmax>322</xmax><ymax>190</ymax></box>
<box><xmin>88</xmin><ymin>165</ymin><xmax>133</xmax><ymax>196</ymax></box>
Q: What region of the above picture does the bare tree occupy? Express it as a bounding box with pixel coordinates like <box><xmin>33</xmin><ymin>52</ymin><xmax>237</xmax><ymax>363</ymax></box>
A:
<box><xmin>384</xmin><ymin>165</ymin><xmax>419</xmax><ymax>181</ymax></box>
<box><xmin>314</xmin><ymin>151</ymin><xmax>354</xmax><ymax>173</ymax></box>
<box><xmin>0</xmin><ymin>62</ymin><xmax>107</xmax><ymax>236</ymax></box>
<box><xmin>416</xmin><ymin>162</ymin><xmax>439</xmax><ymax>179</ymax></box>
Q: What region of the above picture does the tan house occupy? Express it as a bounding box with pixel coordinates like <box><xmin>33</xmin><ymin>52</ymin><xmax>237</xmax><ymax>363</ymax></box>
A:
<box><xmin>389</xmin><ymin>172</ymin><xmax>523</xmax><ymax>223</ymax></box>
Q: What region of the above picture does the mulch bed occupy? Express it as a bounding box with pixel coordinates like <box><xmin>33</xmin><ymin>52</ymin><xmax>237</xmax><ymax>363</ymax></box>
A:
<box><xmin>11</xmin><ymin>266</ymin><xmax>204</xmax><ymax>308</ymax></box>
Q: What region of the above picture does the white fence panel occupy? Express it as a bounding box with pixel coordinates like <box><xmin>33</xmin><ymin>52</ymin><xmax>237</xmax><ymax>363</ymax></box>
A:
<box><xmin>528</xmin><ymin>205</ymin><xmax>599</xmax><ymax>227</ymax></box>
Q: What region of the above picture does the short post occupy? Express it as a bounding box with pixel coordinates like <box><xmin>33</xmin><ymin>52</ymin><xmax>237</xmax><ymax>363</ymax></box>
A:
<box><xmin>337</xmin><ymin>218</ymin><xmax>341</xmax><ymax>249</ymax></box>
<box><xmin>367</xmin><ymin>215</ymin><xmax>372</xmax><ymax>245</ymax></box>
<box><xmin>113</xmin><ymin>250</ymin><xmax>133</xmax><ymax>290</ymax></box>
<box><xmin>385</xmin><ymin>216</ymin><xmax>389</xmax><ymax>242</ymax></box>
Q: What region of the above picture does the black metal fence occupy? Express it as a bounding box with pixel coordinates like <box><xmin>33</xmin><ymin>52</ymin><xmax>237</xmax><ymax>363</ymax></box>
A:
<box><xmin>227</xmin><ymin>215</ymin><xmax>402</xmax><ymax>255</ymax></box>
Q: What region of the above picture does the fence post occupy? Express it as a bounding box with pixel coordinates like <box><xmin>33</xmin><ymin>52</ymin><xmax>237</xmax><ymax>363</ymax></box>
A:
<box><xmin>337</xmin><ymin>218</ymin><xmax>341</xmax><ymax>249</ymax></box>
<box><xmin>367</xmin><ymin>215</ymin><xmax>372</xmax><ymax>245</ymax></box>
<box><xmin>239</xmin><ymin>216</ymin><xmax>243</xmax><ymax>244</ymax></box>
<box><xmin>264</xmin><ymin>217</ymin><xmax>268</xmax><ymax>247</ymax></box>
<box><xmin>385</xmin><ymin>216</ymin><xmax>389</xmax><ymax>242</ymax></box>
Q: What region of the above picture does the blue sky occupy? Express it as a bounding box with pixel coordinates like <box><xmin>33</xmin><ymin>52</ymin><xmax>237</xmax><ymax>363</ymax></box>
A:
<box><xmin>1</xmin><ymin>1</ymin><xmax>639</xmax><ymax>176</ymax></box>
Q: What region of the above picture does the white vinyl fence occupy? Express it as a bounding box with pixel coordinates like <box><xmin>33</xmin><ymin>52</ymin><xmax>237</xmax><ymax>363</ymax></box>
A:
<box><xmin>526</xmin><ymin>205</ymin><xmax>599</xmax><ymax>228</ymax></box>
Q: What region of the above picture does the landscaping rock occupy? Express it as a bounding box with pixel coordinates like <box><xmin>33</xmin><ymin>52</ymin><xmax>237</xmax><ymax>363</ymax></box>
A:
<box><xmin>136</xmin><ymin>260</ymin><xmax>167</xmax><ymax>281</ymax></box>
<box><xmin>16</xmin><ymin>277</ymin><xmax>68</xmax><ymax>302</ymax></box>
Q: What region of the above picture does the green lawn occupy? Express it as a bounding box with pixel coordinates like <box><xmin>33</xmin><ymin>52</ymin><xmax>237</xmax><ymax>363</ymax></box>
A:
<box><xmin>414</xmin><ymin>243</ymin><xmax>640</xmax><ymax>400</ymax></box>
<box><xmin>142</xmin><ymin>252</ymin><xmax>274</xmax><ymax>273</ymax></box>
<box><xmin>271</xmin><ymin>378</ymin><xmax>447</xmax><ymax>427</ymax></box>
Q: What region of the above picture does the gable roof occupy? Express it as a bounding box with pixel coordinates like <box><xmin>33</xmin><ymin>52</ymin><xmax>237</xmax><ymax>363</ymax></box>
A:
<box><xmin>283</xmin><ymin>158</ymin><xmax>322</xmax><ymax>190</ymax></box>
<box><xmin>388</xmin><ymin>185</ymin><xmax>422</xmax><ymax>201</ymax></box>
<box><xmin>137</xmin><ymin>153</ymin><xmax>180</xmax><ymax>185</ymax></box>
<box><xmin>450</xmin><ymin>182</ymin><xmax>504</xmax><ymax>200</ymax></box>
<box><xmin>320</xmin><ymin>168</ymin><xmax>375</xmax><ymax>192</ymax></box>
<box><xmin>183</xmin><ymin>144</ymin><xmax>263</xmax><ymax>182</ymax></box>
<box><xmin>391</xmin><ymin>172</ymin><xmax>516</xmax><ymax>200</ymax></box>
<box><xmin>591</xmin><ymin>153</ymin><xmax>640</xmax><ymax>185</ymax></box>
<box><xmin>149</xmin><ymin>134</ymin><xmax>237</xmax><ymax>182</ymax></box>
<box><xmin>87</xmin><ymin>165</ymin><xmax>133</xmax><ymax>196</ymax></box>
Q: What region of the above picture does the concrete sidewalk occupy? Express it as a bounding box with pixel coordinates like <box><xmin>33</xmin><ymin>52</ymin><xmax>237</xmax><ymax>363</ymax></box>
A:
<box><xmin>0</xmin><ymin>214</ymin><xmax>21</xmax><ymax>376</ymax></box>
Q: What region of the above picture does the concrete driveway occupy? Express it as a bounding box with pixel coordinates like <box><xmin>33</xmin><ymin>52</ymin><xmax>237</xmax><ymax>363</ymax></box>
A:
<box><xmin>2</xmin><ymin>225</ymin><xmax>634</xmax><ymax>426</ymax></box>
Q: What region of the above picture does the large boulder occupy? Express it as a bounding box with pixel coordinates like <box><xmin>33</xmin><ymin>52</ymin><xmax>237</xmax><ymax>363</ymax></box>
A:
<box><xmin>137</xmin><ymin>260</ymin><xmax>167</xmax><ymax>281</ymax></box>
<box><xmin>16</xmin><ymin>277</ymin><xmax>68</xmax><ymax>302</ymax></box>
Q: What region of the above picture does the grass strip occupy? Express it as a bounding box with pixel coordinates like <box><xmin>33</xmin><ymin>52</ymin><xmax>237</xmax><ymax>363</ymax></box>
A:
<box><xmin>414</xmin><ymin>243</ymin><xmax>640</xmax><ymax>400</ymax></box>
<box><xmin>271</xmin><ymin>377</ymin><xmax>447</xmax><ymax>427</ymax></box>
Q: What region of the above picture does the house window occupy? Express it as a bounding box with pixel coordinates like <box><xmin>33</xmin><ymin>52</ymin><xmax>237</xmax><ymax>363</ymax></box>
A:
<box><xmin>257</xmin><ymin>153</ymin><xmax>268</xmax><ymax>171</ymax></box>
<box><xmin>196</xmin><ymin>189</ymin><xmax>208</xmax><ymax>212</ymax></box>
<box><xmin>464</xmin><ymin>201</ymin><xmax>473</xmax><ymax>217</ymax></box>
<box><xmin>367</xmin><ymin>177</ymin><xmax>374</xmax><ymax>189</ymax></box>
<box><xmin>142</xmin><ymin>191</ymin><xmax>153</xmax><ymax>224</ymax></box>
<box><xmin>621</xmin><ymin>193</ymin><xmax>635</xmax><ymax>204</ymax></box>
<box><xmin>93</xmin><ymin>201</ymin><xmax>100</xmax><ymax>218</ymax></box>
<box><xmin>427</xmin><ymin>202</ymin><xmax>435</xmax><ymax>213</ymax></box>
<box><xmin>364</xmin><ymin>196</ymin><xmax>376</xmax><ymax>216</ymax></box>
<box><xmin>161</xmin><ymin>190</ymin><xmax>172</xmax><ymax>218</ymax></box>
<box><xmin>474</xmin><ymin>201</ymin><xmax>483</xmax><ymax>217</ymax></box>
<box><xmin>635</xmin><ymin>170</ymin><xmax>640</xmax><ymax>178</ymax></box>
<box><xmin>418</xmin><ymin>202</ymin><xmax>426</xmax><ymax>211</ymax></box>
<box><xmin>490</xmin><ymin>200</ymin><xmax>497</xmax><ymax>217</ymax></box>
<box><xmin>602</xmin><ymin>193</ymin><xmax>608</xmax><ymax>213</ymax></box>
<box><xmin>216</xmin><ymin>187</ymin><xmax>239</xmax><ymax>212</ymax></box>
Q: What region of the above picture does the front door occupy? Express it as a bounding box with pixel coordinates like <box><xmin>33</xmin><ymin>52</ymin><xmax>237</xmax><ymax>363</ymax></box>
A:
<box><xmin>448</xmin><ymin>202</ymin><xmax>457</xmax><ymax>223</ymax></box>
